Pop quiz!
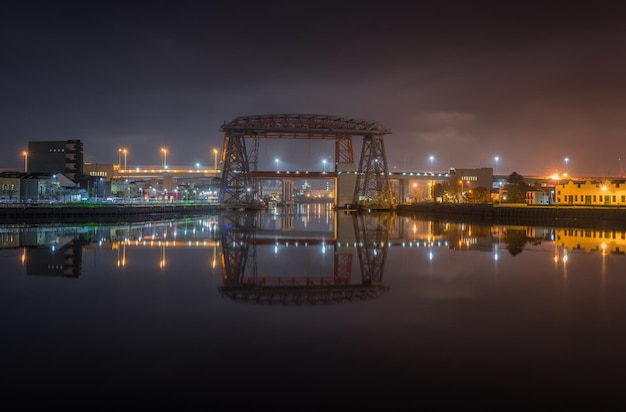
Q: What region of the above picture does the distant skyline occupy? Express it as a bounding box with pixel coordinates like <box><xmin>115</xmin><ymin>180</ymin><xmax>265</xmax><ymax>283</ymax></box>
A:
<box><xmin>2</xmin><ymin>1</ymin><xmax>626</xmax><ymax>177</ymax></box>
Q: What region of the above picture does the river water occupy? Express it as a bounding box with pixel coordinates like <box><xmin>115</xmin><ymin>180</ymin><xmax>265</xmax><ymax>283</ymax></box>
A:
<box><xmin>2</xmin><ymin>204</ymin><xmax>626</xmax><ymax>408</ymax></box>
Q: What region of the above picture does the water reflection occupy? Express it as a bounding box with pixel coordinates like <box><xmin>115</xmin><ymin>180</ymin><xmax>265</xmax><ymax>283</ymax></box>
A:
<box><xmin>3</xmin><ymin>209</ymin><xmax>626</xmax><ymax>407</ymax></box>
<box><xmin>3</xmin><ymin>212</ymin><xmax>626</xmax><ymax>281</ymax></box>
<box><xmin>219</xmin><ymin>211</ymin><xmax>390</xmax><ymax>304</ymax></box>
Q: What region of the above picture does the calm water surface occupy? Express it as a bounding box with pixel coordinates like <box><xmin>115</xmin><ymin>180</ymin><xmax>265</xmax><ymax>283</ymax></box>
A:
<box><xmin>2</xmin><ymin>204</ymin><xmax>626</xmax><ymax>408</ymax></box>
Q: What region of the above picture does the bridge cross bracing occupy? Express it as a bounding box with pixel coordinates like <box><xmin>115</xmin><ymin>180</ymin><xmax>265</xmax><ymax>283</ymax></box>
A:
<box><xmin>219</xmin><ymin>114</ymin><xmax>395</xmax><ymax>210</ymax></box>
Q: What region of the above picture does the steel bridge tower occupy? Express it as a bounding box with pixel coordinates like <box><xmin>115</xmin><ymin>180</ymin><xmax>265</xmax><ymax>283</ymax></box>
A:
<box><xmin>354</xmin><ymin>135</ymin><xmax>394</xmax><ymax>210</ymax></box>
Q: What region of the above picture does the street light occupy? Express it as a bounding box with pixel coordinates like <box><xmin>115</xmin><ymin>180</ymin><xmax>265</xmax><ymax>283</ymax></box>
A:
<box><xmin>564</xmin><ymin>157</ymin><xmax>569</xmax><ymax>173</ymax></box>
<box><xmin>494</xmin><ymin>156</ymin><xmax>499</xmax><ymax>174</ymax></box>
<box><xmin>213</xmin><ymin>148</ymin><xmax>218</xmax><ymax>171</ymax></box>
<box><xmin>118</xmin><ymin>148</ymin><xmax>122</xmax><ymax>166</ymax></box>
<box><xmin>429</xmin><ymin>156</ymin><xmax>435</xmax><ymax>200</ymax></box>
<box><xmin>123</xmin><ymin>149</ymin><xmax>128</xmax><ymax>170</ymax></box>
<box><xmin>275</xmin><ymin>158</ymin><xmax>279</xmax><ymax>172</ymax></box>
<box><xmin>161</xmin><ymin>148</ymin><xmax>168</xmax><ymax>168</ymax></box>
<box><xmin>22</xmin><ymin>151</ymin><xmax>28</xmax><ymax>173</ymax></box>
<box><xmin>322</xmin><ymin>159</ymin><xmax>327</xmax><ymax>173</ymax></box>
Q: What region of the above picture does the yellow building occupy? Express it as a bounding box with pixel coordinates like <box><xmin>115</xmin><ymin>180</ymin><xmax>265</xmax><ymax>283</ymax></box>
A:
<box><xmin>556</xmin><ymin>179</ymin><xmax>626</xmax><ymax>206</ymax></box>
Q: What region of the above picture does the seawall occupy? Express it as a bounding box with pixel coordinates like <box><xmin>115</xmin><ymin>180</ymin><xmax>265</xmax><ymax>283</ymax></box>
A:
<box><xmin>0</xmin><ymin>203</ymin><xmax>224</xmax><ymax>224</ymax></box>
<box><xmin>396</xmin><ymin>203</ymin><xmax>626</xmax><ymax>229</ymax></box>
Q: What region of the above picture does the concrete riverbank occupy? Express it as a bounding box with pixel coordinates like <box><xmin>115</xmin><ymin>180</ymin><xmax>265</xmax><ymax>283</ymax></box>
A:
<box><xmin>0</xmin><ymin>203</ymin><xmax>224</xmax><ymax>224</ymax></box>
<box><xmin>396</xmin><ymin>203</ymin><xmax>626</xmax><ymax>228</ymax></box>
<box><xmin>3</xmin><ymin>202</ymin><xmax>626</xmax><ymax>228</ymax></box>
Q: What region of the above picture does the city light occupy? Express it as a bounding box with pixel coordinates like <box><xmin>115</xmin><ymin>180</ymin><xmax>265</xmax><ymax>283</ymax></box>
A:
<box><xmin>213</xmin><ymin>148</ymin><xmax>218</xmax><ymax>171</ymax></box>
<box><xmin>22</xmin><ymin>151</ymin><xmax>27</xmax><ymax>173</ymax></box>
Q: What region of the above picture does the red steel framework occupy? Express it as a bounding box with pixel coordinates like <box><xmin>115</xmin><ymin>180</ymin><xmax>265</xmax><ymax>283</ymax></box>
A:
<box><xmin>219</xmin><ymin>114</ymin><xmax>394</xmax><ymax>209</ymax></box>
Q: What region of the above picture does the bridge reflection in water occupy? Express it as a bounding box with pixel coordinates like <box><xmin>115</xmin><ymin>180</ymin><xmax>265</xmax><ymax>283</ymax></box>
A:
<box><xmin>5</xmin><ymin>210</ymin><xmax>626</xmax><ymax>284</ymax></box>
<box><xmin>219</xmin><ymin>211</ymin><xmax>391</xmax><ymax>305</ymax></box>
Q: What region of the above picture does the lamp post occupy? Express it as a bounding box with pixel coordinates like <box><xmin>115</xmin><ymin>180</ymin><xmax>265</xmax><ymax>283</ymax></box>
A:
<box><xmin>123</xmin><ymin>149</ymin><xmax>128</xmax><ymax>170</ymax></box>
<box><xmin>118</xmin><ymin>148</ymin><xmax>122</xmax><ymax>167</ymax></box>
<box><xmin>161</xmin><ymin>148</ymin><xmax>167</xmax><ymax>169</ymax></box>
<box><xmin>429</xmin><ymin>156</ymin><xmax>435</xmax><ymax>199</ymax></box>
<box><xmin>275</xmin><ymin>158</ymin><xmax>279</xmax><ymax>172</ymax></box>
<box><xmin>494</xmin><ymin>156</ymin><xmax>499</xmax><ymax>174</ymax></box>
<box><xmin>564</xmin><ymin>157</ymin><xmax>569</xmax><ymax>174</ymax></box>
<box><xmin>22</xmin><ymin>151</ymin><xmax>28</xmax><ymax>173</ymax></box>
<box><xmin>213</xmin><ymin>148</ymin><xmax>218</xmax><ymax>171</ymax></box>
<box><xmin>322</xmin><ymin>159</ymin><xmax>327</xmax><ymax>173</ymax></box>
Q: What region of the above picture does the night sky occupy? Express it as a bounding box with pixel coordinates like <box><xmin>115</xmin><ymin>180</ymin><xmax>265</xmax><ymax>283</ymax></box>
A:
<box><xmin>2</xmin><ymin>1</ymin><xmax>626</xmax><ymax>177</ymax></box>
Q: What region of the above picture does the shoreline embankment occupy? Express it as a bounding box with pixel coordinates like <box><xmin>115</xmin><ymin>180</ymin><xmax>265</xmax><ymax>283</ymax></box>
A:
<box><xmin>2</xmin><ymin>202</ymin><xmax>626</xmax><ymax>228</ymax></box>
<box><xmin>0</xmin><ymin>203</ymin><xmax>224</xmax><ymax>224</ymax></box>
<box><xmin>396</xmin><ymin>203</ymin><xmax>626</xmax><ymax>229</ymax></box>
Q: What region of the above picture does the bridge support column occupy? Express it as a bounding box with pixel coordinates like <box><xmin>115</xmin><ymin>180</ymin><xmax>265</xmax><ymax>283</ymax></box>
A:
<box><xmin>336</xmin><ymin>163</ymin><xmax>357</xmax><ymax>208</ymax></box>
<box><xmin>162</xmin><ymin>175</ymin><xmax>174</xmax><ymax>191</ymax></box>
<box><xmin>283</xmin><ymin>179</ymin><xmax>294</xmax><ymax>205</ymax></box>
<box><xmin>397</xmin><ymin>179</ymin><xmax>408</xmax><ymax>203</ymax></box>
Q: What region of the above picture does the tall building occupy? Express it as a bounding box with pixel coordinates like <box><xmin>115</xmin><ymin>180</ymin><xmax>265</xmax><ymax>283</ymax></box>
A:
<box><xmin>27</xmin><ymin>140</ymin><xmax>83</xmax><ymax>181</ymax></box>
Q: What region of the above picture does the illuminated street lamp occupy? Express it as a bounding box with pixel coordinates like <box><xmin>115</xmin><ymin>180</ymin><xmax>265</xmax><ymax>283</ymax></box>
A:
<box><xmin>494</xmin><ymin>156</ymin><xmax>499</xmax><ymax>174</ymax></box>
<box><xmin>429</xmin><ymin>155</ymin><xmax>435</xmax><ymax>199</ymax></box>
<box><xmin>123</xmin><ymin>148</ymin><xmax>128</xmax><ymax>170</ymax></box>
<box><xmin>564</xmin><ymin>157</ymin><xmax>569</xmax><ymax>173</ymax></box>
<box><xmin>118</xmin><ymin>148</ymin><xmax>122</xmax><ymax>166</ymax></box>
<box><xmin>322</xmin><ymin>159</ymin><xmax>327</xmax><ymax>173</ymax></box>
<box><xmin>161</xmin><ymin>148</ymin><xmax>168</xmax><ymax>168</ymax></box>
<box><xmin>22</xmin><ymin>151</ymin><xmax>28</xmax><ymax>173</ymax></box>
<box><xmin>275</xmin><ymin>158</ymin><xmax>279</xmax><ymax>172</ymax></box>
<box><xmin>213</xmin><ymin>148</ymin><xmax>218</xmax><ymax>171</ymax></box>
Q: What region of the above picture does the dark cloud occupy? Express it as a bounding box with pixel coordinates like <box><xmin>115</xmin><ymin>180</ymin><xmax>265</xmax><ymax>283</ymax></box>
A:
<box><xmin>2</xmin><ymin>1</ymin><xmax>626</xmax><ymax>176</ymax></box>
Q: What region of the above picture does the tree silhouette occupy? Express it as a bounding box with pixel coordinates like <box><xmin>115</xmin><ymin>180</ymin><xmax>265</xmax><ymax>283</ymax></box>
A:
<box><xmin>503</xmin><ymin>228</ymin><xmax>529</xmax><ymax>256</ymax></box>
<box><xmin>505</xmin><ymin>172</ymin><xmax>530</xmax><ymax>203</ymax></box>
